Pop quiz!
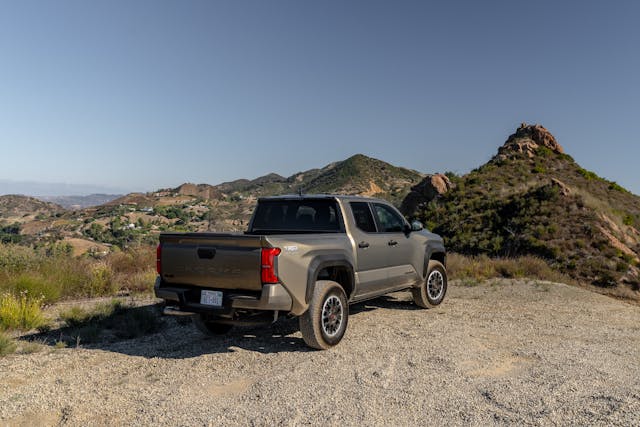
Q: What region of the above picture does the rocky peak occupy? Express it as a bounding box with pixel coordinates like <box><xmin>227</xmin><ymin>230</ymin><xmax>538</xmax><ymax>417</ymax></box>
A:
<box><xmin>496</xmin><ymin>123</ymin><xmax>564</xmax><ymax>161</ymax></box>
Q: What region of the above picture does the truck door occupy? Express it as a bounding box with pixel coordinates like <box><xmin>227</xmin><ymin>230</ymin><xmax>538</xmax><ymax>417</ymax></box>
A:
<box><xmin>348</xmin><ymin>202</ymin><xmax>392</xmax><ymax>297</ymax></box>
<box><xmin>370</xmin><ymin>202</ymin><xmax>415</xmax><ymax>288</ymax></box>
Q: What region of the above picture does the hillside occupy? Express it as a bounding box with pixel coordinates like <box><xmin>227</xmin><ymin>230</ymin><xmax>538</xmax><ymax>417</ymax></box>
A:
<box><xmin>94</xmin><ymin>154</ymin><xmax>423</xmax><ymax>233</ymax></box>
<box><xmin>408</xmin><ymin>124</ymin><xmax>640</xmax><ymax>297</ymax></box>
<box><xmin>0</xmin><ymin>195</ymin><xmax>64</xmax><ymax>217</ymax></box>
<box><xmin>0</xmin><ymin>155</ymin><xmax>424</xmax><ymax>250</ymax></box>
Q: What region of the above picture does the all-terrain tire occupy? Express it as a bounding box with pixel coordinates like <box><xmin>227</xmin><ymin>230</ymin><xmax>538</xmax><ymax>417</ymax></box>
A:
<box><xmin>412</xmin><ymin>260</ymin><xmax>447</xmax><ymax>308</ymax></box>
<box><xmin>193</xmin><ymin>315</ymin><xmax>233</xmax><ymax>335</ymax></box>
<box><xmin>299</xmin><ymin>280</ymin><xmax>348</xmax><ymax>350</ymax></box>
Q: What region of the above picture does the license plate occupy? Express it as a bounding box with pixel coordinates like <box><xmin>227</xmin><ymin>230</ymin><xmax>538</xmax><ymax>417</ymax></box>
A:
<box><xmin>200</xmin><ymin>290</ymin><xmax>223</xmax><ymax>307</ymax></box>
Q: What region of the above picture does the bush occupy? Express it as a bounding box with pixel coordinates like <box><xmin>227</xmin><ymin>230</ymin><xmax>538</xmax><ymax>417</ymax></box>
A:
<box><xmin>0</xmin><ymin>292</ymin><xmax>48</xmax><ymax>331</ymax></box>
<box><xmin>0</xmin><ymin>243</ymin><xmax>157</xmax><ymax>304</ymax></box>
<box><xmin>60</xmin><ymin>300</ymin><xmax>122</xmax><ymax>328</ymax></box>
<box><xmin>6</xmin><ymin>274</ymin><xmax>61</xmax><ymax>303</ymax></box>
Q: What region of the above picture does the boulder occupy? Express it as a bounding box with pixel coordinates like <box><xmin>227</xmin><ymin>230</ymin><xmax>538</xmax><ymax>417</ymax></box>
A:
<box><xmin>400</xmin><ymin>174</ymin><xmax>454</xmax><ymax>216</ymax></box>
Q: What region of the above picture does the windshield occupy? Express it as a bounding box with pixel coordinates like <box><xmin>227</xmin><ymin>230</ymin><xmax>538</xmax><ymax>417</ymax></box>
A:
<box><xmin>249</xmin><ymin>199</ymin><xmax>343</xmax><ymax>234</ymax></box>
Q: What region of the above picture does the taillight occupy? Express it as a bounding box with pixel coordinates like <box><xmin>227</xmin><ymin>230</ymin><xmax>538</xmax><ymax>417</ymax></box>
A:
<box><xmin>261</xmin><ymin>247</ymin><xmax>281</xmax><ymax>284</ymax></box>
<box><xmin>156</xmin><ymin>244</ymin><xmax>162</xmax><ymax>275</ymax></box>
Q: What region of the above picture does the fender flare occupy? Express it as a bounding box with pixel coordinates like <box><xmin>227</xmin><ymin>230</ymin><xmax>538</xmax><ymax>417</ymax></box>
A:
<box><xmin>305</xmin><ymin>255</ymin><xmax>355</xmax><ymax>304</ymax></box>
<box><xmin>423</xmin><ymin>242</ymin><xmax>447</xmax><ymax>279</ymax></box>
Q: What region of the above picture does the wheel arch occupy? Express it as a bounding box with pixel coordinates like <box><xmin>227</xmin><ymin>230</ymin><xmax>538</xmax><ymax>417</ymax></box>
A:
<box><xmin>423</xmin><ymin>241</ymin><xmax>447</xmax><ymax>279</ymax></box>
<box><xmin>305</xmin><ymin>256</ymin><xmax>355</xmax><ymax>304</ymax></box>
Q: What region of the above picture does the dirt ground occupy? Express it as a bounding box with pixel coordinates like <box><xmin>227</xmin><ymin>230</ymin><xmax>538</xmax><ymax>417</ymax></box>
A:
<box><xmin>1</xmin><ymin>279</ymin><xmax>639</xmax><ymax>426</ymax></box>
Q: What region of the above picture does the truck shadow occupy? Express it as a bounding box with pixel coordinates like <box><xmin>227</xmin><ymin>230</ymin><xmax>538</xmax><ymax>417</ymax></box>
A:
<box><xmin>19</xmin><ymin>294</ymin><xmax>420</xmax><ymax>358</ymax></box>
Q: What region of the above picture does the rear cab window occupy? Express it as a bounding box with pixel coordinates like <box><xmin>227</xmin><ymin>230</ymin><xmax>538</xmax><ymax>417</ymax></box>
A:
<box><xmin>249</xmin><ymin>199</ymin><xmax>344</xmax><ymax>234</ymax></box>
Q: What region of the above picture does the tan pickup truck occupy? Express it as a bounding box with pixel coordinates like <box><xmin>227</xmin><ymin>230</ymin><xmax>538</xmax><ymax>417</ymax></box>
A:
<box><xmin>155</xmin><ymin>195</ymin><xmax>447</xmax><ymax>349</ymax></box>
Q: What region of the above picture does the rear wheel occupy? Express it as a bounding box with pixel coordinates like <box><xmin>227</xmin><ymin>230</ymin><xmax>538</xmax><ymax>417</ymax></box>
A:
<box><xmin>299</xmin><ymin>280</ymin><xmax>348</xmax><ymax>350</ymax></box>
<box><xmin>412</xmin><ymin>260</ymin><xmax>447</xmax><ymax>308</ymax></box>
<box><xmin>193</xmin><ymin>315</ymin><xmax>233</xmax><ymax>335</ymax></box>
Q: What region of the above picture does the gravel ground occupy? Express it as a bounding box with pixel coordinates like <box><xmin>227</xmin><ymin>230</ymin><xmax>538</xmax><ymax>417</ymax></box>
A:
<box><xmin>1</xmin><ymin>279</ymin><xmax>639</xmax><ymax>426</ymax></box>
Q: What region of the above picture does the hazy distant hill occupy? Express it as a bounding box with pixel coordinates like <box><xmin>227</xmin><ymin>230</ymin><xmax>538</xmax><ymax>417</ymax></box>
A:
<box><xmin>37</xmin><ymin>194</ymin><xmax>122</xmax><ymax>209</ymax></box>
<box><xmin>0</xmin><ymin>180</ymin><xmax>126</xmax><ymax>197</ymax></box>
<box><xmin>0</xmin><ymin>194</ymin><xmax>64</xmax><ymax>218</ymax></box>
<box><xmin>407</xmin><ymin>124</ymin><xmax>640</xmax><ymax>298</ymax></box>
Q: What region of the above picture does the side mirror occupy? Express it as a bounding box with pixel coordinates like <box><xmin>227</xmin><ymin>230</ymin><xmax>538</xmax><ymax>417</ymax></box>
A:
<box><xmin>411</xmin><ymin>220</ymin><xmax>424</xmax><ymax>232</ymax></box>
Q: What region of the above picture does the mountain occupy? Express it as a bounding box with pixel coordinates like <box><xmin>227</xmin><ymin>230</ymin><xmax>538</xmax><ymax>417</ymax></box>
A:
<box><xmin>99</xmin><ymin>153</ymin><xmax>424</xmax><ymax>230</ymax></box>
<box><xmin>0</xmin><ymin>195</ymin><xmax>64</xmax><ymax>218</ymax></box>
<box><xmin>37</xmin><ymin>194</ymin><xmax>122</xmax><ymax>209</ymax></box>
<box><xmin>407</xmin><ymin>123</ymin><xmax>640</xmax><ymax>298</ymax></box>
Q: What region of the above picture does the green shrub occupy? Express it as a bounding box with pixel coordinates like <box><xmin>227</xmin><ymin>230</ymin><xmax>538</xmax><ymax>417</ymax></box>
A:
<box><xmin>0</xmin><ymin>292</ymin><xmax>48</xmax><ymax>331</ymax></box>
<box><xmin>87</xmin><ymin>262</ymin><xmax>116</xmax><ymax>296</ymax></box>
<box><xmin>60</xmin><ymin>300</ymin><xmax>122</xmax><ymax>328</ymax></box>
<box><xmin>532</xmin><ymin>164</ymin><xmax>546</xmax><ymax>174</ymax></box>
<box><xmin>0</xmin><ymin>244</ymin><xmax>38</xmax><ymax>273</ymax></box>
<box><xmin>6</xmin><ymin>274</ymin><xmax>61</xmax><ymax>303</ymax></box>
<box><xmin>608</xmin><ymin>181</ymin><xmax>627</xmax><ymax>193</ymax></box>
<box><xmin>577</xmin><ymin>168</ymin><xmax>599</xmax><ymax>180</ymax></box>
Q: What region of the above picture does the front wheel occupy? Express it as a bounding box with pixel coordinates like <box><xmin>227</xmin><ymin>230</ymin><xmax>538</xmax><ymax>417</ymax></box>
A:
<box><xmin>412</xmin><ymin>260</ymin><xmax>447</xmax><ymax>308</ymax></box>
<box><xmin>299</xmin><ymin>280</ymin><xmax>348</xmax><ymax>350</ymax></box>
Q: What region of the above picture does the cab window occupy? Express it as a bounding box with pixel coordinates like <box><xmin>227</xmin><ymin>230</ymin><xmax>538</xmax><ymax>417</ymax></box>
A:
<box><xmin>350</xmin><ymin>202</ymin><xmax>377</xmax><ymax>233</ymax></box>
<box><xmin>372</xmin><ymin>203</ymin><xmax>405</xmax><ymax>233</ymax></box>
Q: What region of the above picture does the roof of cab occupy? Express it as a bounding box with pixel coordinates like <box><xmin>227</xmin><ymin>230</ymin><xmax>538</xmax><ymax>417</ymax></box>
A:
<box><xmin>257</xmin><ymin>194</ymin><xmax>385</xmax><ymax>203</ymax></box>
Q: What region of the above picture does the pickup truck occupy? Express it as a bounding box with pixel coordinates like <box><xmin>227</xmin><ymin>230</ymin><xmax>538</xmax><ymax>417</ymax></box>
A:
<box><xmin>155</xmin><ymin>195</ymin><xmax>447</xmax><ymax>349</ymax></box>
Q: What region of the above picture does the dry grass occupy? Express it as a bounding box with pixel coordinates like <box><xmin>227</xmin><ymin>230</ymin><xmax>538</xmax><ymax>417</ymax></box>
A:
<box><xmin>0</xmin><ymin>244</ymin><xmax>156</xmax><ymax>306</ymax></box>
<box><xmin>0</xmin><ymin>331</ymin><xmax>16</xmax><ymax>357</ymax></box>
<box><xmin>447</xmin><ymin>253</ymin><xmax>577</xmax><ymax>285</ymax></box>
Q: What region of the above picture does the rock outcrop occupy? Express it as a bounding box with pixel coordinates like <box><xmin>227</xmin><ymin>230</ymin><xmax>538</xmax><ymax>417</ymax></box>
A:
<box><xmin>400</xmin><ymin>173</ymin><xmax>454</xmax><ymax>216</ymax></box>
<box><xmin>495</xmin><ymin>123</ymin><xmax>564</xmax><ymax>161</ymax></box>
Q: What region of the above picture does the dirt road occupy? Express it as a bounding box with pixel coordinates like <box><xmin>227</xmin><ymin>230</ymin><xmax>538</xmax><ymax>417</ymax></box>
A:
<box><xmin>1</xmin><ymin>280</ymin><xmax>639</xmax><ymax>426</ymax></box>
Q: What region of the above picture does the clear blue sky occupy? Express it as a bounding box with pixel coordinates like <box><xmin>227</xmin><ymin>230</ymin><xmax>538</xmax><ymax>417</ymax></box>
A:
<box><xmin>1</xmin><ymin>0</ymin><xmax>639</xmax><ymax>195</ymax></box>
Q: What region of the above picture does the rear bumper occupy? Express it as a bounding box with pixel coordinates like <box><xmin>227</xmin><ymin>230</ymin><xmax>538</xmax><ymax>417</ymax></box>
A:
<box><xmin>154</xmin><ymin>276</ymin><xmax>293</xmax><ymax>315</ymax></box>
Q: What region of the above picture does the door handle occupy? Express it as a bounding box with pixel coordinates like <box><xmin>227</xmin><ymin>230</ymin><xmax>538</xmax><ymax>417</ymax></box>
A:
<box><xmin>388</xmin><ymin>240</ymin><xmax>398</xmax><ymax>246</ymax></box>
<box><xmin>358</xmin><ymin>241</ymin><xmax>370</xmax><ymax>249</ymax></box>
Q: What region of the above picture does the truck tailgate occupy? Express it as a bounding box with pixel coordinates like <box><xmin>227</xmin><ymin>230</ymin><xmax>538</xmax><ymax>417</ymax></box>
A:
<box><xmin>159</xmin><ymin>233</ymin><xmax>264</xmax><ymax>291</ymax></box>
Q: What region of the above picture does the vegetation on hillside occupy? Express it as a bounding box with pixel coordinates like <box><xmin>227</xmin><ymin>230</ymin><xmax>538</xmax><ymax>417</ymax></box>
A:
<box><xmin>419</xmin><ymin>145</ymin><xmax>640</xmax><ymax>294</ymax></box>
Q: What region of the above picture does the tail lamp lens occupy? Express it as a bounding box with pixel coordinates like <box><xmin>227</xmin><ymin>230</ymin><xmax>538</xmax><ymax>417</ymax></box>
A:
<box><xmin>261</xmin><ymin>248</ymin><xmax>281</xmax><ymax>284</ymax></box>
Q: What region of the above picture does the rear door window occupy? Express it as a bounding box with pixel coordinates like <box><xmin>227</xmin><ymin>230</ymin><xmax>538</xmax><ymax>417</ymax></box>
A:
<box><xmin>350</xmin><ymin>202</ymin><xmax>377</xmax><ymax>233</ymax></box>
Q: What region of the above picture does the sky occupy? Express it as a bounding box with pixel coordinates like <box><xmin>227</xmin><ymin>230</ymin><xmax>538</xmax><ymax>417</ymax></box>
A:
<box><xmin>1</xmin><ymin>0</ymin><xmax>639</xmax><ymax>196</ymax></box>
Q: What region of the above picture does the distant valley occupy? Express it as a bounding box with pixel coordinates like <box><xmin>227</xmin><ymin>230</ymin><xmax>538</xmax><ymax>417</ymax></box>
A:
<box><xmin>36</xmin><ymin>194</ymin><xmax>123</xmax><ymax>209</ymax></box>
